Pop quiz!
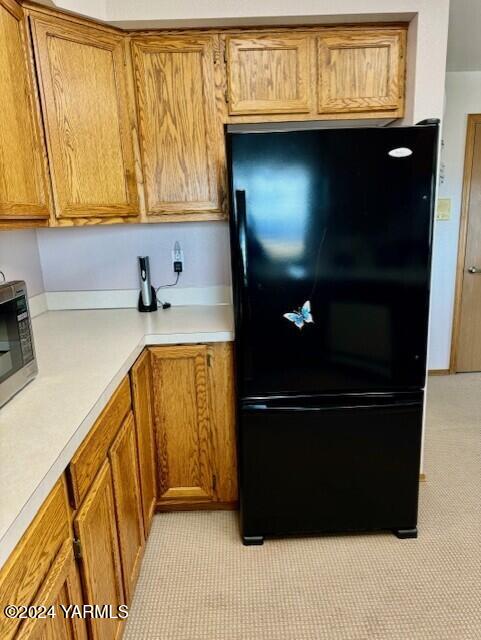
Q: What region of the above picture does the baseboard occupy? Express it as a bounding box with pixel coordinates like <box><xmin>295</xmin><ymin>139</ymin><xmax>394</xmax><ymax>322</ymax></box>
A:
<box><xmin>428</xmin><ymin>369</ymin><xmax>450</xmax><ymax>376</ymax></box>
<box><xmin>155</xmin><ymin>500</ymin><xmax>238</xmax><ymax>512</ymax></box>
<box><xmin>28</xmin><ymin>292</ymin><xmax>48</xmax><ymax>318</ymax></box>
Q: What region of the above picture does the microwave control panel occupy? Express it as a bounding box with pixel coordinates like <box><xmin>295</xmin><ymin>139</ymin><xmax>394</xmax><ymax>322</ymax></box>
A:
<box><xmin>16</xmin><ymin>297</ymin><xmax>34</xmax><ymax>364</ymax></box>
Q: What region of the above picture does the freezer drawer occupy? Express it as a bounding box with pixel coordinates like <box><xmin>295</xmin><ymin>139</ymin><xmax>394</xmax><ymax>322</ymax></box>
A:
<box><xmin>239</xmin><ymin>397</ymin><xmax>423</xmax><ymax>542</ymax></box>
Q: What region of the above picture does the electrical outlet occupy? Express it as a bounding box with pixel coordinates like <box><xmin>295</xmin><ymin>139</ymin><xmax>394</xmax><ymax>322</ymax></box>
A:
<box><xmin>172</xmin><ymin>241</ymin><xmax>184</xmax><ymax>273</ymax></box>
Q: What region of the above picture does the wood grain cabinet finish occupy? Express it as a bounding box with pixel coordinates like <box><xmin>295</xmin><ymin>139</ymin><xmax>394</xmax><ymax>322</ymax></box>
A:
<box><xmin>150</xmin><ymin>343</ymin><xmax>237</xmax><ymax>510</ymax></box>
<box><xmin>225</xmin><ymin>33</ymin><xmax>313</xmax><ymax>115</ymax></box>
<box><xmin>131</xmin><ymin>34</ymin><xmax>226</xmax><ymax>219</ymax></box>
<box><xmin>206</xmin><ymin>342</ymin><xmax>238</xmax><ymax>504</ymax></box>
<box><xmin>150</xmin><ymin>344</ymin><xmax>216</xmax><ymax>507</ymax></box>
<box><xmin>317</xmin><ymin>29</ymin><xmax>406</xmax><ymax>115</ymax></box>
<box><xmin>109</xmin><ymin>412</ymin><xmax>145</xmax><ymax>604</ymax></box>
<box><xmin>130</xmin><ymin>349</ymin><xmax>157</xmax><ymax>534</ymax></box>
<box><xmin>0</xmin><ymin>479</ymin><xmax>72</xmax><ymax>640</ymax></box>
<box><xmin>68</xmin><ymin>377</ymin><xmax>131</xmax><ymax>509</ymax></box>
<box><xmin>29</xmin><ymin>13</ymin><xmax>139</xmax><ymax>223</ymax></box>
<box><xmin>74</xmin><ymin>462</ymin><xmax>124</xmax><ymax>640</ymax></box>
<box><xmin>0</xmin><ymin>0</ymin><xmax>50</xmax><ymax>225</ymax></box>
<box><xmin>16</xmin><ymin>541</ymin><xmax>87</xmax><ymax>640</ymax></box>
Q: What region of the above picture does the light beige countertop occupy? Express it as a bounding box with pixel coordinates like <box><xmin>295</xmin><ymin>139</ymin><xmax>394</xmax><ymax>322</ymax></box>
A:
<box><xmin>0</xmin><ymin>305</ymin><xmax>234</xmax><ymax>568</ymax></box>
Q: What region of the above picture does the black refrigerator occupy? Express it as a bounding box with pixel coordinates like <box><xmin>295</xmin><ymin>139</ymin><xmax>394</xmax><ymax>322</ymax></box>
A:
<box><xmin>227</xmin><ymin>121</ymin><xmax>439</xmax><ymax>545</ymax></box>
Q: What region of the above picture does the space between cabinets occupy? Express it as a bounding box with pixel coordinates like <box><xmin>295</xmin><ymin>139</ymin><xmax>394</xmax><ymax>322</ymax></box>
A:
<box><xmin>0</xmin><ymin>0</ymin><xmax>407</xmax><ymax>228</ymax></box>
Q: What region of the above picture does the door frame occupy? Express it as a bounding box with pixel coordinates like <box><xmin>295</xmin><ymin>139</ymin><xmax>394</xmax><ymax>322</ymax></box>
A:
<box><xmin>450</xmin><ymin>113</ymin><xmax>481</xmax><ymax>373</ymax></box>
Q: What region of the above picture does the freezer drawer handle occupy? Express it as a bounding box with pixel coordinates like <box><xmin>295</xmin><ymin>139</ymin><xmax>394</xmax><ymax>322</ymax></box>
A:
<box><xmin>244</xmin><ymin>401</ymin><xmax>421</xmax><ymax>412</ymax></box>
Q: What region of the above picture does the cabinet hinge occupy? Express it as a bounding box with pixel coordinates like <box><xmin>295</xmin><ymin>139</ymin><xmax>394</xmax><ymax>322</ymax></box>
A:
<box><xmin>212</xmin><ymin>474</ymin><xmax>217</xmax><ymax>491</ymax></box>
<box><xmin>224</xmin><ymin>88</ymin><xmax>229</xmax><ymax>103</ymax></box>
<box><xmin>207</xmin><ymin>353</ymin><xmax>213</xmax><ymax>367</ymax></box>
<box><xmin>73</xmin><ymin>538</ymin><xmax>82</xmax><ymax>560</ymax></box>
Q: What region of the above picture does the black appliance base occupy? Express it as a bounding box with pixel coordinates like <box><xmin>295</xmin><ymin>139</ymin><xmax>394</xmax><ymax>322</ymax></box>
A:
<box><xmin>239</xmin><ymin>395</ymin><xmax>423</xmax><ymax>543</ymax></box>
<box><xmin>242</xmin><ymin>535</ymin><xmax>265</xmax><ymax>546</ymax></box>
<box><xmin>393</xmin><ymin>527</ymin><xmax>418</xmax><ymax>539</ymax></box>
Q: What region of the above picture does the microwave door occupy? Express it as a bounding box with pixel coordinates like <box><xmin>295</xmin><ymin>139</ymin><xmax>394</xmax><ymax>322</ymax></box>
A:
<box><xmin>0</xmin><ymin>282</ymin><xmax>38</xmax><ymax>407</ymax></box>
<box><xmin>0</xmin><ymin>297</ymin><xmax>23</xmax><ymax>383</ymax></box>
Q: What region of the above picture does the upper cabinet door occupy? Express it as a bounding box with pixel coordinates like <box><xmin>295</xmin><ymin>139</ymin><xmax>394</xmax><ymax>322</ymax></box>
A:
<box><xmin>29</xmin><ymin>14</ymin><xmax>139</xmax><ymax>221</ymax></box>
<box><xmin>226</xmin><ymin>33</ymin><xmax>313</xmax><ymax>115</ymax></box>
<box><xmin>317</xmin><ymin>29</ymin><xmax>406</xmax><ymax>115</ymax></box>
<box><xmin>131</xmin><ymin>34</ymin><xmax>225</xmax><ymax>218</ymax></box>
<box><xmin>0</xmin><ymin>0</ymin><xmax>50</xmax><ymax>223</ymax></box>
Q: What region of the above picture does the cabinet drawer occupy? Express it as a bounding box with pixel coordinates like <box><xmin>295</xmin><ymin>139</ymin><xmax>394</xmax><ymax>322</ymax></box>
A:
<box><xmin>68</xmin><ymin>377</ymin><xmax>131</xmax><ymax>508</ymax></box>
<box><xmin>0</xmin><ymin>479</ymin><xmax>71</xmax><ymax>640</ymax></box>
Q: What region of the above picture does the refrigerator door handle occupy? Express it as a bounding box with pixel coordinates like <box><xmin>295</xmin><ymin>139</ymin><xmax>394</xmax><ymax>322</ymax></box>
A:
<box><xmin>234</xmin><ymin>189</ymin><xmax>249</xmax><ymax>287</ymax></box>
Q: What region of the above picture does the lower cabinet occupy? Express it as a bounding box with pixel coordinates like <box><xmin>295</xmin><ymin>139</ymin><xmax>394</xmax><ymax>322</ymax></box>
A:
<box><xmin>0</xmin><ymin>479</ymin><xmax>76</xmax><ymax>640</ymax></box>
<box><xmin>0</xmin><ymin>342</ymin><xmax>236</xmax><ymax>638</ymax></box>
<box><xmin>130</xmin><ymin>350</ymin><xmax>157</xmax><ymax>535</ymax></box>
<box><xmin>16</xmin><ymin>541</ymin><xmax>87</xmax><ymax>640</ymax></box>
<box><xmin>109</xmin><ymin>412</ymin><xmax>145</xmax><ymax>604</ymax></box>
<box><xmin>150</xmin><ymin>342</ymin><xmax>237</xmax><ymax>510</ymax></box>
<box><xmin>73</xmin><ymin>462</ymin><xmax>124</xmax><ymax>640</ymax></box>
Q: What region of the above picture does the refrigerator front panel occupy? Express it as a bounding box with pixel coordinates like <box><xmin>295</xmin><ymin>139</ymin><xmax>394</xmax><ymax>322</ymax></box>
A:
<box><xmin>229</xmin><ymin>126</ymin><xmax>438</xmax><ymax>397</ymax></box>
<box><xmin>239</xmin><ymin>397</ymin><xmax>423</xmax><ymax>539</ymax></box>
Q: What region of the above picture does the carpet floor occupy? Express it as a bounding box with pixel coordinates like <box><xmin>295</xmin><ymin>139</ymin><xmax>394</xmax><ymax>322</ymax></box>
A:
<box><xmin>124</xmin><ymin>373</ymin><xmax>481</xmax><ymax>640</ymax></box>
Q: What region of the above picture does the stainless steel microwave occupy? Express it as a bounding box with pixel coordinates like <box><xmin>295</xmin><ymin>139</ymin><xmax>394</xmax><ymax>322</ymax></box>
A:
<box><xmin>0</xmin><ymin>281</ymin><xmax>37</xmax><ymax>408</ymax></box>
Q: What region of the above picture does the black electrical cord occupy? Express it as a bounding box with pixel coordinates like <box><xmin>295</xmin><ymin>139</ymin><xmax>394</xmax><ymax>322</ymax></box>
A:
<box><xmin>155</xmin><ymin>272</ymin><xmax>180</xmax><ymax>309</ymax></box>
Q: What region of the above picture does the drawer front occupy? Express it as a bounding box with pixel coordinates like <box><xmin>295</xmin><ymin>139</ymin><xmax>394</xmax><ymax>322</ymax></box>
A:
<box><xmin>0</xmin><ymin>479</ymin><xmax>71</xmax><ymax>640</ymax></box>
<box><xmin>68</xmin><ymin>377</ymin><xmax>131</xmax><ymax>508</ymax></box>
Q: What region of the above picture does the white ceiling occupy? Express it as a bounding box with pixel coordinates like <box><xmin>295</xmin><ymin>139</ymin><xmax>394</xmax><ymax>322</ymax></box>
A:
<box><xmin>447</xmin><ymin>0</ymin><xmax>481</xmax><ymax>71</ymax></box>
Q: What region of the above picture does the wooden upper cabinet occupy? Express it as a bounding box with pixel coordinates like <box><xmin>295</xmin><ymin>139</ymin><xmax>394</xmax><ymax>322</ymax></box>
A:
<box><xmin>131</xmin><ymin>34</ymin><xmax>226</xmax><ymax>219</ymax></box>
<box><xmin>29</xmin><ymin>13</ymin><xmax>139</xmax><ymax>221</ymax></box>
<box><xmin>0</xmin><ymin>0</ymin><xmax>50</xmax><ymax>224</ymax></box>
<box><xmin>150</xmin><ymin>345</ymin><xmax>215</xmax><ymax>507</ymax></box>
<box><xmin>225</xmin><ymin>33</ymin><xmax>313</xmax><ymax>115</ymax></box>
<box><xmin>317</xmin><ymin>29</ymin><xmax>406</xmax><ymax>115</ymax></box>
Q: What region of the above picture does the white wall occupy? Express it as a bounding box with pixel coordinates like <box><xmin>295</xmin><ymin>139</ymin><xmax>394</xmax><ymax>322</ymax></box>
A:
<box><xmin>0</xmin><ymin>231</ymin><xmax>44</xmax><ymax>297</ymax></box>
<box><xmin>36</xmin><ymin>223</ymin><xmax>231</xmax><ymax>291</ymax></box>
<box><xmin>428</xmin><ymin>72</ymin><xmax>481</xmax><ymax>369</ymax></box>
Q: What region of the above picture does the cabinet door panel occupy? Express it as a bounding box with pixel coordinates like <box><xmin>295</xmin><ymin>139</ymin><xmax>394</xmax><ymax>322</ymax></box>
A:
<box><xmin>16</xmin><ymin>540</ymin><xmax>87</xmax><ymax>640</ymax></box>
<box><xmin>0</xmin><ymin>0</ymin><xmax>50</xmax><ymax>221</ymax></box>
<box><xmin>131</xmin><ymin>35</ymin><xmax>225</xmax><ymax>216</ymax></box>
<box><xmin>74</xmin><ymin>462</ymin><xmax>124</xmax><ymax>640</ymax></box>
<box><xmin>207</xmin><ymin>343</ymin><xmax>238</xmax><ymax>504</ymax></box>
<box><xmin>109</xmin><ymin>412</ymin><xmax>145</xmax><ymax>604</ymax></box>
<box><xmin>30</xmin><ymin>14</ymin><xmax>139</xmax><ymax>220</ymax></box>
<box><xmin>150</xmin><ymin>345</ymin><xmax>215</xmax><ymax>506</ymax></box>
<box><xmin>318</xmin><ymin>30</ymin><xmax>405</xmax><ymax>114</ymax></box>
<box><xmin>131</xmin><ymin>350</ymin><xmax>157</xmax><ymax>534</ymax></box>
<box><xmin>226</xmin><ymin>33</ymin><xmax>312</xmax><ymax>115</ymax></box>
<box><xmin>0</xmin><ymin>480</ymin><xmax>70</xmax><ymax>640</ymax></box>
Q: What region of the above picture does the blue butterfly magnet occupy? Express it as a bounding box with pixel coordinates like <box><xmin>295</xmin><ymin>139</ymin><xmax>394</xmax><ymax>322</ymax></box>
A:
<box><xmin>283</xmin><ymin>300</ymin><xmax>314</xmax><ymax>330</ymax></box>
